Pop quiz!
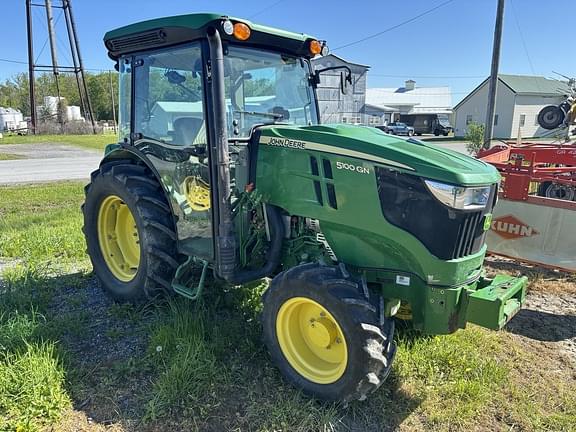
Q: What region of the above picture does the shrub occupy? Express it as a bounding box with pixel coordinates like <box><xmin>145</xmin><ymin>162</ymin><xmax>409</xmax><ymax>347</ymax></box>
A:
<box><xmin>465</xmin><ymin>122</ymin><xmax>485</xmax><ymax>155</ymax></box>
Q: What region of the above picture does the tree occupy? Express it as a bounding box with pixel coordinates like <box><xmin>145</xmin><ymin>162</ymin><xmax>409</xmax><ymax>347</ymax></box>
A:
<box><xmin>465</xmin><ymin>122</ymin><xmax>485</xmax><ymax>155</ymax></box>
<box><xmin>57</xmin><ymin>98</ymin><xmax>68</xmax><ymax>125</ymax></box>
<box><xmin>0</xmin><ymin>70</ymin><xmax>119</xmax><ymax>121</ymax></box>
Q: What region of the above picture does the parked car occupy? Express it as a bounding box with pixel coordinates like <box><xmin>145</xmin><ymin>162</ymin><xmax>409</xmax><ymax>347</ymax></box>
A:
<box><xmin>377</xmin><ymin>122</ymin><xmax>415</xmax><ymax>136</ymax></box>
<box><xmin>399</xmin><ymin>114</ymin><xmax>453</xmax><ymax>136</ymax></box>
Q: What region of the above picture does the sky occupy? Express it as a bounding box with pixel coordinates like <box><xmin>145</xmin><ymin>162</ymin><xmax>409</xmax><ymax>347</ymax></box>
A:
<box><xmin>0</xmin><ymin>0</ymin><xmax>574</xmax><ymax>105</ymax></box>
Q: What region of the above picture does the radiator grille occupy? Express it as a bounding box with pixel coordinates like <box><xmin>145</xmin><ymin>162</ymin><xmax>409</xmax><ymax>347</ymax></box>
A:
<box><xmin>375</xmin><ymin>167</ymin><xmax>495</xmax><ymax>260</ymax></box>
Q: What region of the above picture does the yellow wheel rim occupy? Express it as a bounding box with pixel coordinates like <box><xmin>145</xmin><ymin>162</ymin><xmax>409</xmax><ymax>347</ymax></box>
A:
<box><xmin>184</xmin><ymin>176</ymin><xmax>210</xmax><ymax>212</ymax></box>
<box><xmin>276</xmin><ymin>297</ymin><xmax>348</xmax><ymax>384</ymax></box>
<box><xmin>97</xmin><ymin>195</ymin><xmax>140</xmax><ymax>282</ymax></box>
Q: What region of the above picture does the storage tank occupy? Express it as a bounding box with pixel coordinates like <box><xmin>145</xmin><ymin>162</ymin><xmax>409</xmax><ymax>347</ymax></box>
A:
<box><xmin>0</xmin><ymin>107</ymin><xmax>25</xmax><ymax>131</ymax></box>
<box><xmin>66</xmin><ymin>105</ymin><xmax>82</xmax><ymax>121</ymax></box>
<box><xmin>43</xmin><ymin>96</ymin><xmax>64</xmax><ymax>115</ymax></box>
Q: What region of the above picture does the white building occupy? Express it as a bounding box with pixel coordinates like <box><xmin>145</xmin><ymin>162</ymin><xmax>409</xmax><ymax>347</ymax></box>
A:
<box><xmin>364</xmin><ymin>80</ymin><xmax>452</xmax><ymax>125</ymax></box>
<box><xmin>453</xmin><ymin>74</ymin><xmax>570</xmax><ymax>138</ymax></box>
<box><xmin>0</xmin><ymin>107</ymin><xmax>26</xmax><ymax>131</ymax></box>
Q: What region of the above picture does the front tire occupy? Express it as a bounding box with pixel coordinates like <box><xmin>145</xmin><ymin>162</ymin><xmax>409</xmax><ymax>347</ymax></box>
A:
<box><xmin>262</xmin><ymin>263</ymin><xmax>396</xmax><ymax>402</ymax></box>
<box><xmin>83</xmin><ymin>162</ymin><xmax>180</xmax><ymax>302</ymax></box>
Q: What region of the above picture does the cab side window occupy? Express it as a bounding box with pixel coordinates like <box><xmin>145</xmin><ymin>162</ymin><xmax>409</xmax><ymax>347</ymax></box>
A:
<box><xmin>133</xmin><ymin>44</ymin><xmax>205</xmax><ymax>146</ymax></box>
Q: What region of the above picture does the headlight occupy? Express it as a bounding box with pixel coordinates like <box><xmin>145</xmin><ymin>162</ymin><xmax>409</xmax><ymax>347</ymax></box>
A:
<box><xmin>424</xmin><ymin>180</ymin><xmax>491</xmax><ymax>210</ymax></box>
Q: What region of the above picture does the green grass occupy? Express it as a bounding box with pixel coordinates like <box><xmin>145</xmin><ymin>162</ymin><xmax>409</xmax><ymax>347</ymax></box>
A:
<box><xmin>0</xmin><ymin>267</ymin><xmax>72</xmax><ymax>431</ymax></box>
<box><xmin>0</xmin><ymin>134</ymin><xmax>115</xmax><ymax>151</ymax></box>
<box><xmin>145</xmin><ymin>301</ymin><xmax>219</xmax><ymax>420</ymax></box>
<box><xmin>0</xmin><ymin>182</ymin><xmax>87</xmax><ymax>264</ymax></box>
<box><xmin>0</xmin><ymin>342</ymin><xmax>69</xmax><ymax>431</ymax></box>
<box><xmin>0</xmin><ymin>181</ymin><xmax>574</xmax><ymax>431</ymax></box>
<box><xmin>0</xmin><ymin>153</ymin><xmax>25</xmax><ymax>161</ymax></box>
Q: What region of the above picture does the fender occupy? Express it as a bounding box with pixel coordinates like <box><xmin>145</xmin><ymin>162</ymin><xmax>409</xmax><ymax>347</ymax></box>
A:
<box><xmin>100</xmin><ymin>144</ymin><xmax>180</xmax><ymax>240</ymax></box>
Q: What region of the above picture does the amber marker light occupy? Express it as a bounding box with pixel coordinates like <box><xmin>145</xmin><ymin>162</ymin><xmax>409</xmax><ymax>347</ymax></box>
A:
<box><xmin>233</xmin><ymin>23</ymin><xmax>251</xmax><ymax>40</ymax></box>
<box><xmin>309</xmin><ymin>40</ymin><xmax>322</xmax><ymax>55</ymax></box>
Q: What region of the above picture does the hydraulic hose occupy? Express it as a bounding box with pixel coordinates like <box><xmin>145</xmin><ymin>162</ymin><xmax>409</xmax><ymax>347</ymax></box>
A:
<box><xmin>228</xmin><ymin>205</ymin><xmax>284</xmax><ymax>285</ymax></box>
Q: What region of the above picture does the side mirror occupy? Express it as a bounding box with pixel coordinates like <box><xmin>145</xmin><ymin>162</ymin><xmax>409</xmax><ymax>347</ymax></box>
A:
<box><xmin>313</xmin><ymin>65</ymin><xmax>353</xmax><ymax>95</ymax></box>
<box><xmin>340</xmin><ymin>71</ymin><xmax>352</xmax><ymax>95</ymax></box>
<box><xmin>165</xmin><ymin>70</ymin><xmax>187</xmax><ymax>85</ymax></box>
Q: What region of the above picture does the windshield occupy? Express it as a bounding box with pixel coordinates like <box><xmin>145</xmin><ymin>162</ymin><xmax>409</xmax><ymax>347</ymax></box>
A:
<box><xmin>223</xmin><ymin>46</ymin><xmax>318</xmax><ymax>138</ymax></box>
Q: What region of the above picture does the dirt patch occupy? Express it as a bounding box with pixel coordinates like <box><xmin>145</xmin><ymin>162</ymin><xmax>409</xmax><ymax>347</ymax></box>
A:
<box><xmin>485</xmin><ymin>255</ymin><xmax>576</xmax><ymax>295</ymax></box>
<box><xmin>485</xmin><ymin>256</ymin><xmax>576</xmax><ymax>364</ymax></box>
<box><xmin>48</xmin><ymin>276</ymin><xmax>153</xmax><ymax>429</ymax></box>
<box><xmin>0</xmin><ymin>143</ymin><xmax>98</xmax><ymax>159</ymax></box>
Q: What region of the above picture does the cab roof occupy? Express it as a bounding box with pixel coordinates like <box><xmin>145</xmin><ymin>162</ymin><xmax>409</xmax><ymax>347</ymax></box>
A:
<box><xmin>104</xmin><ymin>13</ymin><xmax>318</xmax><ymax>60</ymax></box>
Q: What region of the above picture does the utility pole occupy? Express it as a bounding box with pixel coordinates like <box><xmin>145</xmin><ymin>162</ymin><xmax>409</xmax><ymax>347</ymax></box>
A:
<box><xmin>108</xmin><ymin>70</ymin><xmax>117</xmax><ymax>133</ymax></box>
<box><xmin>64</xmin><ymin>0</ymin><xmax>97</xmax><ymax>134</ymax></box>
<box><xmin>483</xmin><ymin>0</ymin><xmax>505</xmax><ymax>149</ymax></box>
<box><xmin>45</xmin><ymin>0</ymin><xmax>63</xmax><ymax>125</ymax></box>
<box><xmin>25</xmin><ymin>0</ymin><xmax>97</xmax><ymax>134</ymax></box>
<box><xmin>26</xmin><ymin>0</ymin><xmax>37</xmax><ymax>134</ymax></box>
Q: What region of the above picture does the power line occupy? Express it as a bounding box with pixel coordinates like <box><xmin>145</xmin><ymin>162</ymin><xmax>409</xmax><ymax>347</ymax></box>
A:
<box><xmin>0</xmin><ymin>57</ymin><xmax>113</xmax><ymax>72</ymax></box>
<box><xmin>510</xmin><ymin>0</ymin><xmax>536</xmax><ymax>76</ymax></box>
<box><xmin>333</xmin><ymin>0</ymin><xmax>459</xmax><ymax>51</ymax></box>
<box><xmin>249</xmin><ymin>0</ymin><xmax>286</xmax><ymax>19</ymax></box>
<box><xmin>369</xmin><ymin>73</ymin><xmax>485</xmax><ymax>79</ymax></box>
<box><xmin>1</xmin><ymin>56</ymin><xmax>483</xmax><ymax>81</ymax></box>
<box><xmin>0</xmin><ymin>58</ymin><xmax>28</xmax><ymax>65</ymax></box>
<box><xmin>368</xmin><ymin>90</ymin><xmax>471</xmax><ymax>95</ymax></box>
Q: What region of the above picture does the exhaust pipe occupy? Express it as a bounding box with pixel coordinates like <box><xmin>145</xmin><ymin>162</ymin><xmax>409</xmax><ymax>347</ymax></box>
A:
<box><xmin>207</xmin><ymin>27</ymin><xmax>283</xmax><ymax>284</ymax></box>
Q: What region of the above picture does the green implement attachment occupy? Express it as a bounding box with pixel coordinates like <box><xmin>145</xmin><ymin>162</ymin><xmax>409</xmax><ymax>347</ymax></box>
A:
<box><xmin>466</xmin><ymin>275</ymin><xmax>528</xmax><ymax>330</ymax></box>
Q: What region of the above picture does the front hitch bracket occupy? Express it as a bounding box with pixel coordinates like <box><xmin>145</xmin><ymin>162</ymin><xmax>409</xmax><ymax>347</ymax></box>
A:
<box><xmin>465</xmin><ymin>275</ymin><xmax>528</xmax><ymax>330</ymax></box>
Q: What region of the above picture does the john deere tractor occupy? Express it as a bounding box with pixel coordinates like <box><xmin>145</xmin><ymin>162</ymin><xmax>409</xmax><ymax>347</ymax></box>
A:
<box><xmin>83</xmin><ymin>13</ymin><xmax>528</xmax><ymax>402</ymax></box>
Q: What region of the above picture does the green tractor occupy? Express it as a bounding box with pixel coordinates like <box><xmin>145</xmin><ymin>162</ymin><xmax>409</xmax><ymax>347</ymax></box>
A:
<box><xmin>83</xmin><ymin>13</ymin><xmax>528</xmax><ymax>402</ymax></box>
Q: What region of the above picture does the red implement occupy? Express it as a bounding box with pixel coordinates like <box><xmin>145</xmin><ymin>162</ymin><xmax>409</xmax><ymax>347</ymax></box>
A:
<box><xmin>478</xmin><ymin>141</ymin><xmax>576</xmax><ymax>272</ymax></box>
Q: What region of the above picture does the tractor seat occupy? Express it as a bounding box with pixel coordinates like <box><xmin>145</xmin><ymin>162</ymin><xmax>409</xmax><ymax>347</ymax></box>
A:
<box><xmin>173</xmin><ymin>117</ymin><xmax>203</xmax><ymax>146</ymax></box>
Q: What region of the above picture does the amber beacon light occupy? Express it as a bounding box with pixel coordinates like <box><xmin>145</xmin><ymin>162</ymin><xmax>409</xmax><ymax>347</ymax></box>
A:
<box><xmin>233</xmin><ymin>22</ymin><xmax>251</xmax><ymax>40</ymax></box>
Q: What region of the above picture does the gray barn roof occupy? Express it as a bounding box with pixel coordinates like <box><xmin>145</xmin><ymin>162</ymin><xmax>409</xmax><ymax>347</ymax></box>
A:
<box><xmin>454</xmin><ymin>74</ymin><xmax>570</xmax><ymax>110</ymax></box>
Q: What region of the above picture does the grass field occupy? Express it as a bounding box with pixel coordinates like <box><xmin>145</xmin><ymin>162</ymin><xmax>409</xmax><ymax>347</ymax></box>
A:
<box><xmin>0</xmin><ymin>153</ymin><xmax>25</xmax><ymax>161</ymax></box>
<box><xmin>0</xmin><ymin>182</ymin><xmax>575</xmax><ymax>431</ymax></box>
<box><xmin>0</xmin><ymin>134</ymin><xmax>115</xmax><ymax>151</ymax></box>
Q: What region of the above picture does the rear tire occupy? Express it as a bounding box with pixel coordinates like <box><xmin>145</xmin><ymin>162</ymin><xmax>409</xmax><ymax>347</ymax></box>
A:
<box><xmin>538</xmin><ymin>105</ymin><xmax>565</xmax><ymax>130</ymax></box>
<box><xmin>262</xmin><ymin>263</ymin><xmax>396</xmax><ymax>402</ymax></box>
<box><xmin>83</xmin><ymin>161</ymin><xmax>180</xmax><ymax>302</ymax></box>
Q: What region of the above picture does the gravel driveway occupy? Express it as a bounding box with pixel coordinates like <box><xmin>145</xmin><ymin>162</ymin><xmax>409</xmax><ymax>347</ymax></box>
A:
<box><xmin>0</xmin><ymin>143</ymin><xmax>101</xmax><ymax>185</ymax></box>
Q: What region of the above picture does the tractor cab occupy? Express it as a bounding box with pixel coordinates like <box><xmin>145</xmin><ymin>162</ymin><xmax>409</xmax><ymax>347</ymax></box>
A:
<box><xmin>106</xmin><ymin>14</ymin><xmax>339</xmax><ymax>262</ymax></box>
<box><xmin>83</xmin><ymin>13</ymin><xmax>528</xmax><ymax>403</ymax></box>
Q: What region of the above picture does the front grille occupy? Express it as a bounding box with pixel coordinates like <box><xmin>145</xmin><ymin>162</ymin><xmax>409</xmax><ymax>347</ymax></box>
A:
<box><xmin>452</xmin><ymin>211</ymin><xmax>483</xmax><ymax>259</ymax></box>
<box><xmin>375</xmin><ymin>167</ymin><xmax>495</xmax><ymax>260</ymax></box>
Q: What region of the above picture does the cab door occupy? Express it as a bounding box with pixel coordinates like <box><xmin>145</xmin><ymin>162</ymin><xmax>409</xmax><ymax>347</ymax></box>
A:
<box><xmin>123</xmin><ymin>42</ymin><xmax>214</xmax><ymax>260</ymax></box>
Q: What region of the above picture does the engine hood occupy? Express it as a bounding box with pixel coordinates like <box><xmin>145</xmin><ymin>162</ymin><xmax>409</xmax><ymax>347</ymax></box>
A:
<box><xmin>257</xmin><ymin>124</ymin><xmax>500</xmax><ymax>186</ymax></box>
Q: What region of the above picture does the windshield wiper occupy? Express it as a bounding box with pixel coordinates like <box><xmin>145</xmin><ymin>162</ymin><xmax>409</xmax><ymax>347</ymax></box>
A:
<box><xmin>233</xmin><ymin>110</ymin><xmax>284</xmax><ymax>120</ymax></box>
